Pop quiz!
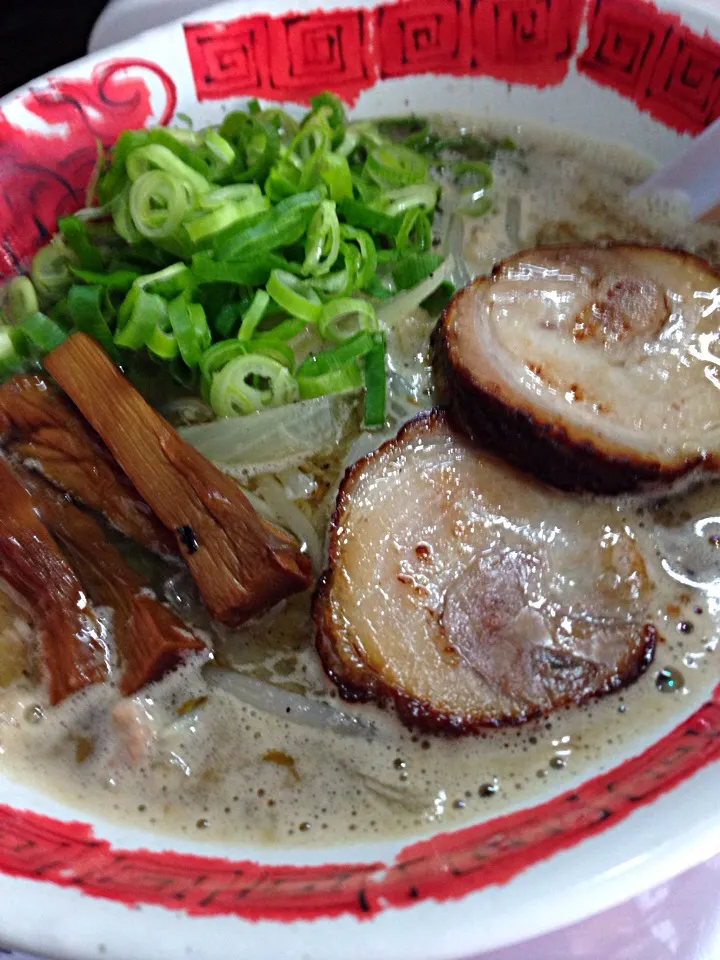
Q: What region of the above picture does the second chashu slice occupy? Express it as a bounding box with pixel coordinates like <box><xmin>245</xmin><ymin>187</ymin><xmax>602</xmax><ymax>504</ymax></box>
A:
<box><xmin>314</xmin><ymin>411</ymin><xmax>656</xmax><ymax>732</ymax></box>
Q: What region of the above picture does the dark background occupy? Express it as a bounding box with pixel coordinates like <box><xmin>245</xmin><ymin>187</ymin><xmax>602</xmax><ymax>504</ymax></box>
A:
<box><xmin>0</xmin><ymin>0</ymin><xmax>109</xmax><ymax>96</ymax></box>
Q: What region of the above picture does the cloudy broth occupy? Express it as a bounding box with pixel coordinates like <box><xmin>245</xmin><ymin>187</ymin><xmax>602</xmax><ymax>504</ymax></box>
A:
<box><xmin>0</xmin><ymin>117</ymin><xmax>719</xmax><ymax>847</ymax></box>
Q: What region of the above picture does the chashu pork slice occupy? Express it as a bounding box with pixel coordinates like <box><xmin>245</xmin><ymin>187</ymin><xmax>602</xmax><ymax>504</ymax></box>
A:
<box><xmin>432</xmin><ymin>244</ymin><xmax>720</xmax><ymax>493</ymax></box>
<box><xmin>314</xmin><ymin>411</ymin><xmax>656</xmax><ymax>732</ymax></box>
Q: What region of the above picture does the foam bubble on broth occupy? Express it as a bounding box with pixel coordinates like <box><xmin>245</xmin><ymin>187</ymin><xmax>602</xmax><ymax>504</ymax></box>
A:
<box><xmin>0</xmin><ymin>118</ymin><xmax>718</xmax><ymax>846</ymax></box>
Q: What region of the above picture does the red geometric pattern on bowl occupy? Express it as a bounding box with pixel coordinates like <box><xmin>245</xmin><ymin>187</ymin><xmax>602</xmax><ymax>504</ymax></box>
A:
<box><xmin>0</xmin><ymin>0</ymin><xmax>719</xmax><ymax>926</ymax></box>
<box><xmin>578</xmin><ymin>0</ymin><xmax>720</xmax><ymax>134</ymax></box>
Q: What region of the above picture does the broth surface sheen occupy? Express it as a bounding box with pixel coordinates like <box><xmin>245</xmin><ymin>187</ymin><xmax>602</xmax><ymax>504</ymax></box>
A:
<box><xmin>0</xmin><ymin>118</ymin><xmax>719</xmax><ymax>847</ymax></box>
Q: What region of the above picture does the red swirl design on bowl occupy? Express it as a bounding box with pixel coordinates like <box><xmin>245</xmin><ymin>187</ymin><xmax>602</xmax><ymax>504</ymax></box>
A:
<box><xmin>0</xmin><ymin>59</ymin><xmax>176</xmax><ymax>278</ymax></box>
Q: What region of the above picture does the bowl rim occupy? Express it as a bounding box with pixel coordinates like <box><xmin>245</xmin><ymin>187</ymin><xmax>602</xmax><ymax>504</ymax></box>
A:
<box><xmin>0</xmin><ymin>0</ymin><xmax>719</xmax><ymax>955</ymax></box>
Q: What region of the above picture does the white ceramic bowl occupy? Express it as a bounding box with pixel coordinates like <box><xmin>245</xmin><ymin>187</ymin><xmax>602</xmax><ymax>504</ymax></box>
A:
<box><xmin>0</xmin><ymin>1</ymin><xmax>719</xmax><ymax>957</ymax></box>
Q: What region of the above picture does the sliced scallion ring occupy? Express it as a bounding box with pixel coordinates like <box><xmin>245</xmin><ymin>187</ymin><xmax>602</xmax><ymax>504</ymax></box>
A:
<box><xmin>362</xmin><ymin>331</ymin><xmax>387</xmax><ymax>428</ymax></box>
<box><xmin>454</xmin><ymin>160</ymin><xmax>494</xmax><ymax>216</ymax></box>
<box><xmin>210</xmin><ymin>353</ymin><xmax>298</xmax><ymax>416</ymax></box>
<box><xmin>365</xmin><ymin>144</ymin><xmax>429</xmax><ymax>188</ymax></box>
<box><xmin>13</xmin><ymin>311</ymin><xmax>68</xmax><ymax>355</ymax></box>
<box><xmin>380</xmin><ymin>183</ymin><xmax>438</xmax><ymax>218</ymax></box>
<box><xmin>125</xmin><ymin>144</ymin><xmax>211</xmax><ymax>195</ymax></box>
<box><xmin>318</xmin><ymin>297</ymin><xmax>378</xmax><ymax>342</ymax></box>
<box><xmin>6</xmin><ymin>276</ymin><xmax>39</xmax><ymax>324</ymax></box>
<box><xmin>303</xmin><ymin>201</ymin><xmax>340</xmax><ymax>276</ymax></box>
<box><xmin>31</xmin><ymin>242</ymin><xmax>74</xmax><ymax>302</ymax></box>
<box><xmin>146</xmin><ymin>324</ymin><xmax>180</xmax><ymax>361</ymax></box>
<box><xmin>200</xmin><ymin>340</ymin><xmax>250</xmax><ymax>383</ymax></box>
<box><xmin>114</xmin><ymin>287</ymin><xmax>167</xmax><ymax>349</ymax></box>
<box><xmin>185</xmin><ymin>195</ymin><xmax>269</xmax><ymax>244</ymax></box>
<box><xmin>267</xmin><ymin>269</ymin><xmax>322</xmax><ymax>323</ymax></box>
<box><xmin>67</xmin><ymin>285</ymin><xmax>116</xmax><ymax>354</ymax></box>
<box><xmin>339</xmin><ymin>225</ymin><xmax>376</xmax><ymax>290</ymax></box>
<box><xmin>168</xmin><ymin>295</ymin><xmax>211</xmax><ymax>367</ymax></box>
<box><xmin>203</xmin><ymin>130</ymin><xmax>235</xmax><ymax>172</ymax></box>
<box><xmin>199</xmin><ymin>184</ymin><xmax>264</xmax><ymax>210</ymax></box>
<box><xmin>237</xmin><ymin>290</ymin><xmax>271</xmax><ymax>341</ymax></box>
<box><xmin>297</xmin><ymin>359</ymin><xmax>362</xmax><ymax>400</ymax></box>
<box><xmin>129</xmin><ymin>171</ymin><xmax>191</xmax><ymax>240</ymax></box>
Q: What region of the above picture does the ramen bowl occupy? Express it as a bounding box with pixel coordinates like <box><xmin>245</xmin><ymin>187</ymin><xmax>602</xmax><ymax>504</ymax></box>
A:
<box><xmin>0</xmin><ymin>0</ymin><xmax>719</xmax><ymax>957</ymax></box>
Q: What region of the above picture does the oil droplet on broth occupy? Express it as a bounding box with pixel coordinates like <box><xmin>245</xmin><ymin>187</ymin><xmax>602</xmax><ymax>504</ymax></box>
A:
<box><xmin>479</xmin><ymin>780</ymin><xmax>499</xmax><ymax>797</ymax></box>
<box><xmin>655</xmin><ymin>667</ymin><xmax>685</xmax><ymax>693</ymax></box>
<box><xmin>23</xmin><ymin>704</ymin><xmax>43</xmax><ymax>725</ymax></box>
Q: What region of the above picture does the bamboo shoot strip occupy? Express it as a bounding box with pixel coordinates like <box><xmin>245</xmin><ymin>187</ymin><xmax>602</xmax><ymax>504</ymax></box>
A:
<box><xmin>0</xmin><ymin>376</ymin><xmax>177</xmax><ymax>557</ymax></box>
<box><xmin>21</xmin><ymin>469</ymin><xmax>207</xmax><ymax>696</ymax></box>
<box><xmin>45</xmin><ymin>334</ymin><xmax>313</xmax><ymax>626</ymax></box>
<box><xmin>0</xmin><ymin>457</ymin><xmax>109</xmax><ymax>703</ymax></box>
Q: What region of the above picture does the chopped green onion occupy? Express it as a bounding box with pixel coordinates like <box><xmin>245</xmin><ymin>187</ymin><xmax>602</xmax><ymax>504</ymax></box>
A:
<box><xmin>0</xmin><ymin>94</ymin><xmax>459</xmax><ymax>425</ymax></box>
<box><xmin>13</xmin><ymin>311</ymin><xmax>68</xmax><ymax>355</ymax></box>
<box><xmin>337</xmin><ymin>199</ymin><xmax>400</xmax><ymax>240</ymax></box>
<box><xmin>200</xmin><ymin>183</ymin><xmax>264</xmax><ymax>209</ymax></box>
<box><xmin>0</xmin><ymin>327</ymin><xmax>23</xmax><ymax>378</ymax></box>
<box><xmin>237</xmin><ymin>290</ymin><xmax>270</xmax><ymax>341</ymax></box>
<box><xmin>396</xmin><ymin>208</ymin><xmax>432</xmax><ymax>252</ymax></box>
<box><xmin>392</xmin><ymin>253</ymin><xmax>444</xmax><ymax>291</ymax></box>
<box><xmin>212</xmin><ymin>302</ymin><xmax>243</xmax><ymax>339</ymax></box>
<box><xmin>192</xmin><ymin>253</ymin><xmax>272</xmax><ymax>287</ymax></box>
<box><xmin>296</xmin><ymin>360</ymin><xmax>362</xmax><ymax>399</ymax></box>
<box><xmin>146</xmin><ymin>325</ymin><xmax>179</xmax><ymax>361</ymax></box>
<box><xmin>214</xmin><ymin>187</ymin><xmax>324</xmax><ymax>261</ymax></box>
<box><xmin>125</xmin><ymin>144</ymin><xmax>211</xmax><ymax>196</ymax></box>
<box><xmin>218</xmin><ymin>113</ymin><xmax>281</xmax><ymax>185</ymax></box>
<box><xmin>365</xmin><ymin>145</ymin><xmax>429</xmax><ymax>188</ymax></box>
<box><xmin>247</xmin><ymin>337</ymin><xmax>295</xmax><ymax>370</ymax></box>
<box><xmin>303</xmin><ymin>201</ymin><xmax>340</xmax><ymax>276</ymax></box>
<box><xmin>297</xmin><ymin>330</ymin><xmax>375</xmax><ymax>377</ymax></box>
<box><xmin>114</xmin><ymin>288</ymin><xmax>167</xmax><ymax>350</ymax></box>
<box><xmin>339</xmin><ymin>225</ymin><xmax>377</xmax><ymax>290</ymax></box>
<box><xmin>253</xmin><ymin>316</ymin><xmax>306</xmax><ymax>342</ymax></box>
<box><xmin>129</xmin><ymin>171</ymin><xmax>191</xmax><ymax>240</ymax></box>
<box><xmin>453</xmin><ymin>160</ymin><xmax>494</xmax><ymax>216</ymax></box>
<box><xmin>70</xmin><ymin>267</ymin><xmax>139</xmax><ymax>291</ymax></box>
<box><xmin>267</xmin><ymin>270</ymin><xmax>322</xmax><ymax>323</ymax></box>
<box><xmin>318</xmin><ymin>152</ymin><xmax>353</xmax><ymax>202</ymax></box>
<box><xmin>318</xmin><ymin>297</ymin><xmax>378</xmax><ymax>342</ymax></box>
<box><xmin>200</xmin><ymin>340</ymin><xmax>249</xmax><ymax>383</ymax></box>
<box><xmin>111</xmin><ymin>185</ymin><xmax>143</xmax><ymax>244</ymax></box>
<box><xmin>421</xmin><ymin>280</ymin><xmax>456</xmax><ymax>315</ymax></box>
<box><xmin>58</xmin><ymin>216</ymin><xmax>104</xmax><ymax>272</ymax></box>
<box><xmin>380</xmin><ymin>183</ymin><xmax>438</xmax><ymax>218</ymax></box>
<box><xmin>185</xmin><ymin>194</ymin><xmax>270</xmax><ymax>243</ymax></box>
<box><xmin>67</xmin><ymin>285</ymin><xmax>116</xmax><ymax>354</ymax></box>
<box><xmin>168</xmin><ymin>295</ymin><xmax>211</xmax><ymax>367</ymax></box>
<box><xmin>31</xmin><ymin>242</ymin><xmax>74</xmax><ymax>302</ymax></box>
<box><xmin>362</xmin><ymin>331</ymin><xmax>386</xmax><ymax>428</ymax></box>
<box><xmin>135</xmin><ymin>262</ymin><xmax>192</xmax><ymax>298</ymax></box>
<box><xmin>309</xmin><ymin>91</ymin><xmax>346</xmax><ymax>132</ymax></box>
<box><xmin>210</xmin><ymin>353</ymin><xmax>297</xmax><ymax>416</ymax></box>
<box><xmin>6</xmin><ymin>276</ymin><xmax>39</xmax><ymax>324</ymax></box>
<box><xmin>203</xmin><ymin>130</ymin><xmax>235</xmax><ymax>171</ymax></box>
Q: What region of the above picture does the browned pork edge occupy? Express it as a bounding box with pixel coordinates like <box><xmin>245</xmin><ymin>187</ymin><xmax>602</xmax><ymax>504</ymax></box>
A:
<box><xmin>431</xmin><ymin>247</ymin><xmax>720</xmax><ymax>495</ymax></box>
<box><xmin>313</xmin><ymin>410</ymin><xmax>657</xmax><ymax>734</ymax></box>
